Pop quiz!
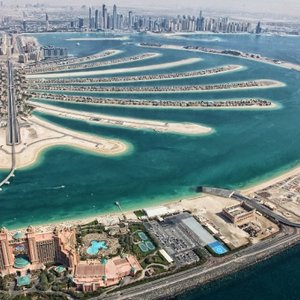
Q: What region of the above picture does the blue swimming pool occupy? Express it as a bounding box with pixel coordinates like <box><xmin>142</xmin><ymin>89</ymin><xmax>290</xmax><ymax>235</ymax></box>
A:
<box><xmin>86</xmin><ymin>240</ymin><xmax>108</xmax><ymax>255</ymax></box>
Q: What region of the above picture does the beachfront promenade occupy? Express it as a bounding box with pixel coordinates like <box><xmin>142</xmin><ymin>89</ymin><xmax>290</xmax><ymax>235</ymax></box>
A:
<box><xmin>27</xmin><ymin>65</ymin><xmax>242</xmax><ymax>84</ymax></box>
<box><xmin>31</xmin><ymin>93</ymin><xmax>274</xmax><ymax>109</ymax></box>
<box><xmin>29</xmin><ymin>79</ymin><xmax>283</xmax><ymax>94</ymax></box>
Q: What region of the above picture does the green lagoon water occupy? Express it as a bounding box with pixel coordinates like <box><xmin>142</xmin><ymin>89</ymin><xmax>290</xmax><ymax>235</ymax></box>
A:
<box><xmin>1</xmin><ymin>32</ymin><xmax>300</xmax><ymax>229</ymax></box>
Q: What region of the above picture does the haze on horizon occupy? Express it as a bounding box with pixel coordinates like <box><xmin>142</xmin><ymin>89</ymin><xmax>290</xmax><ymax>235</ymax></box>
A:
<box><xmin>9</xmin><ymin>0</ymin><xmax>300</xmax><ymax>18</ymax></box>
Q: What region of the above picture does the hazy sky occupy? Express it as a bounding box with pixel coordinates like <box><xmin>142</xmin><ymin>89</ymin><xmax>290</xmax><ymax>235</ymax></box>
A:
<box><xmin>12</xmin><ymin>0</ymin><xmax>300</xmax><ymax>17</ymax></box>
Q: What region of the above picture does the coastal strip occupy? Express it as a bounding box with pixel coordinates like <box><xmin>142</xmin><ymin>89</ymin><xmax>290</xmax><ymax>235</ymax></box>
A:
<box><xmin>29</xmin><ymin>79</ymin><xmax>285</xmax><ymax>94</ymax></box>
<box><xmin>0</xmin><ymin>115</ymin><xmax>128</xmax><ymax>170</ymax></box>
<box><xmin>27</xmin><ymin>52</ymin><xmax>161</xmax><ymax>74</ymax></box>
<box><xmin>30</xmin><ymin>101</ymin><xmax>213</xmax><ymax>135</ymax></box>
<box><xmin>25</xmin><ymin>58</ymin><xmax>202</xmax><ymax>78</ymax></box>
<box><xmin>27</xmin><ymin>49</ymin><xmax>123</xmax><ymax>70</ymax></box>
<box><xmin>139</xmin><ymin>43</ymin><xmax>300</xmax><ymax>72</ymax></box>
<box><xmin>30</xmin><ymin>93</ymin><xmax>276</xmax><ymax>109</ymax></box>
<box><xmin>27</xmin><ymin>64</ymin><xmax>243</xmax><ymax>85</ymax></box>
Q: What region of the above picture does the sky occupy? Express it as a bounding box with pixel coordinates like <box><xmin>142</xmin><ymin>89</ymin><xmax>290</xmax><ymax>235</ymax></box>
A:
<box><xmin>11</xmin><ymin>0</ymin><xmax>300</xmax><ymax>17</ymax></box>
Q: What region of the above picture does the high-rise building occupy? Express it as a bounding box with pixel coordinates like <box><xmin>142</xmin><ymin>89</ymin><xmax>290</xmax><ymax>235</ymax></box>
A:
<box><xmin>78</xmin><ymin>18</ymin><xmax>84</xmax><ymax>29</ymax></box>
<box><xmin>45</xmin><ymin>13</ymin><xmax>49</xmax><ymax>31</ymax></box>
<box><xmin>128</xmin><ymin>11</ymin><xmax>133</xmax><ymax>29</ymax></box>
<box><xmin>95</xmin><ymin>9</ymin><xmax>99</xmax><ymax>30</ymax></box>
<box><xmin>256</xmin><ymin>21</ymin><xmax>262</xmax><ymax>34</ymax></box>
<box><xmin>88</xmin><ymin>7</ymin><xmax>92</xmax><ymax>29</ymax></box>
<box><xmin>23</xmin><ymin>20</ymin><xmax>27</xmax><ymax>32</ymax></box>
<box><xmin>102</xmin><ymin>4</ymin><xmax>107</xmax><ymax>30</ymax></box>
<box><xmin>113</xmin><ymin>4</ymin><xmax>117</xmax><ymax>30</ymax></box>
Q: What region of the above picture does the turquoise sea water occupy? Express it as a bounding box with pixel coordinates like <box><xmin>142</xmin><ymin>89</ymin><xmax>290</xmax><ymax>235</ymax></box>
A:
<box><xmin>0</xmin><ymin>32</ymin><xmax>300</xmax><ymax>230</ymax></box>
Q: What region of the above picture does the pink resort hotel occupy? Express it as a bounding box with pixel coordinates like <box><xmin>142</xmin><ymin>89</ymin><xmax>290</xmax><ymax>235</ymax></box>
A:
<box><xmin>0</xmin><ymin>226</ymin><xmax>141</xmax><ymax>291</ymax></box>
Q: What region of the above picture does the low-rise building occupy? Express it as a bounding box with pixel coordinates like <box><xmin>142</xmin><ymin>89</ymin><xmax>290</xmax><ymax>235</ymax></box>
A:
<box><xmin>222</xmin><ymin>202</ymin><xmax>256</xmax><ymax>225</ymax></box>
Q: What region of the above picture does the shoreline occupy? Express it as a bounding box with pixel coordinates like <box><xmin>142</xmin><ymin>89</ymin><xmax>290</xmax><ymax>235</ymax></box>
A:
<box><xmin>29</xmin><ymin>79</ymin><xmax>285</xmax><ymax>94</ymax></box>
<box><xmin>5</xmin><ymin>160</ymin><xmax>300</xmax><ymax>232</ymax></box>
<box><xmin>0</xmin><ymin>115</ymin><xmax>129</xmax><ymax>171</ymax></box>
<box><xmin>27</xmin><ymin>65</ymin><xmax>245</xmax><ymax>85</ymax></box>
<box><xmin>26</xmin><ymin>57</ymin><xmax>202</xmax><ymax>78</ymax></box>
<box><xmin>31</xmin><ymin>101</ymin><xmax>213</xmax><ymax>135</ymax></box>
<box><xmin>139</xmin><ymin>43</ymin><xmax>300</xmax><ymax>72</ymax></box>
<box><xmin>30</xmin><ymin>96</ymin><xmax>279</xmax><ymax>110</ymax></box>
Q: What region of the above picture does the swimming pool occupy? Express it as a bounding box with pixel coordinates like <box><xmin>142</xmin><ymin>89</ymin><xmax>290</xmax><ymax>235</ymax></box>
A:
<box><xmin>86</xmin><ymin>240</ymin><xmax>108</xmax><ymax>255</ymax></box>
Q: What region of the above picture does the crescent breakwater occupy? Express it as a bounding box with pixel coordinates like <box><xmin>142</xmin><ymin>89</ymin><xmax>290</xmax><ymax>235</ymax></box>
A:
<box><xmin>30</xmin><ymin>102</ymin><xmax>213</xmax><ymax>135</ymax></box>
<box><xmin>29</xmin><ymin>79</ymin><xmax>284</xmax><ymax>94</ymax></box>
<box><xmin>30</xmin><ymin>93</ymin><xmax>275</xmax><ymax>109</ymax></box>
<box><xmin>26</xmin><ymin>52</ymin><xmax>160</xmax><ymax>74</ymax></box>
<box><xmin>139</xmin><ymin>43</ymin><xmax>300</xmax><ymax>72</ymax></box>
<box><xmin>27</xmin><ymin>64</ymin><xmax>243</xmax><ymax>85</ymax></box>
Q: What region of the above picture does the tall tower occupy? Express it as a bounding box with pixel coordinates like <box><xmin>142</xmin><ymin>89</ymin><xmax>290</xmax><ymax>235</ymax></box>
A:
<box><xmin>95</xmin><ymin>9</ymin><xmax>99</xmax><ymax>30</ymax></box>
<box><xmin>102</xmin><ymin>4</ymin><xmax>107</xmax><ymax>30</ymax></box>
<box><xmin>45</xmin><ymin>13</ymin><xmax>49</xmax><ymax>31</ymax></box>
<box><xmin>113</xmin><ymin>4</ymin><xmax>117</xmax><ymax>30</ymax></box>
<box><xmin>88</xmin><ymin>7</ymin><xmax>92</xmax><ymax>30</ymax></box>
<box><xmin>128</xmin><ymin>11</ymin><xmax>133</xmax><ymax>29</ymax></box>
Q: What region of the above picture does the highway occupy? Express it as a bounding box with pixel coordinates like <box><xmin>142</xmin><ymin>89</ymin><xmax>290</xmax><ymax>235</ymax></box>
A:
<box><xmin>200</xmin><ymin>186</ymin><xmax>300</xmax><ymax>228</ymax></box>
<box><xmin>97</xmin><ymin>227</ymin><xmax>300</xmax><ymax>300</ymax></box>
<box><xmin>6</xmin><ymin>59</ymin><xmax>20</xmax><ymax>146</ymax></box>
<box><xmin>232</xmin><ymin>192</ymin><xmax>300</xmax><ymax>228</ymax></box>
<box><xmin>0</xmin><ymin>60</ymin><xmax>18</xmax><ymax>189</ymax></box>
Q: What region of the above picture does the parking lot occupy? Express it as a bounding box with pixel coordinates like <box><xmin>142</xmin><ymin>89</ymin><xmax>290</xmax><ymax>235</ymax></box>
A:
<box><xmin>144</xmin><ymin>213</ymin><xmax>207</xmax><ymax>266</ymax></box>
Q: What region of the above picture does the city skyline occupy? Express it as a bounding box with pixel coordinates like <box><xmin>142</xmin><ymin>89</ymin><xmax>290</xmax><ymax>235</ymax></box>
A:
<box><xmin>6</xmin><ymin>0</ymin><xmax>300</xmax><ymax>18</ymax></box>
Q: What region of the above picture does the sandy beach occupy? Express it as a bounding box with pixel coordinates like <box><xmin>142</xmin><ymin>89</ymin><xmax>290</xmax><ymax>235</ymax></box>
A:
<box><xmin>30</xmin><ymin>79</ymin><xmax>285</xmax><ymax>95</ymax></box>
<box><xmin>241</xmin><ymin>165</ymin><xmax>300</xmax><ymax>195</ymax></box>
<box><xmin>4</xmin><ymin>155</ymin><xmax>300</xmax><ymax>233</ymax></box>
<box><xmin>30</xmin><ymin>101</ymin><xmax>213</xmax><ymax>135</ymax></box>
<box><xmin>32</xmin><ymin>96</ymin><xmax>278</xmax><ymax>110</ymax></box>
<box><xmin>0</xmin><ymin>115</ymin><xmax>128</xmax><ymax>170</ymax></box>
<box><xmin>26</xmin><ymin>57</ymin><xmax>202</xmax><ymax>79</ymax></box>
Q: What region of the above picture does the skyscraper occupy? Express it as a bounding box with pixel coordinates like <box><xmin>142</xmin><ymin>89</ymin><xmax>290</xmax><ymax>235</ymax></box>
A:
<box><xmin>113</xmin><ymin>4</ymin><xmax>117</xmax><ymax>30</ymax></box>
<box><xmin>256</xmin><ymin>21</ymin><xmax>262</xmax><ymax>34</ymax></box>
<box><xmin>95</xmin><ymin>9</ymin><xmax>99</xmax><ymax>30</ymax></box>
<box><xmin>102</xmin><ymin>4</ymin><xmax>107</xmax><ymax>30</ymax></box>
<box><xmin>128</xmin><ymin>11</ymin><xmax>133</xmax><ymax>29</ymax></box>
<box><xmin>45</xmin><ymin>13</ymin><xmax>49</xmax><ymax>31</ymax></box>
<box><xmin>89</xmin><ymin>7</ymin><xmax>92</xmax><ymax>30</ymax></box>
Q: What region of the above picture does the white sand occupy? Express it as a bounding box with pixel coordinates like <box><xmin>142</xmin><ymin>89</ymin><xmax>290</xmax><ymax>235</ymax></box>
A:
<box><xmin>31</xmin><ymin>101</ymin><xmax>213</xmax><ymax>135</ymax></box>
<box><xmin>26</xmin><ymin>58</ymin><xmax>202</xmax><ymax>79</ymax></box>
<box><xmin>0</xmin><ymin>115</ymin><xmax>128</xmax><ymax>170</ymax></box>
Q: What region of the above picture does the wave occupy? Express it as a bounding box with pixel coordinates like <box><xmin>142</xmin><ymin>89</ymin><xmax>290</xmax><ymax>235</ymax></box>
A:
<box><xmin>46</xmin><ymin>185</ymin><xmax>66</xmax><ymax>190</ymax></box>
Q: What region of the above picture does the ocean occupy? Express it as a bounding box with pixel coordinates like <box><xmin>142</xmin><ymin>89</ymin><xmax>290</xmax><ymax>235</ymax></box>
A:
<box><xmin>1</xmin><ymin>30</ymin><xmax>300</xmax><ymax>300</ymax></box>
<box><xmin>0</xmin><ymin>32</ymin><xmax>300</xmax><ymax>230</ymax></box>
